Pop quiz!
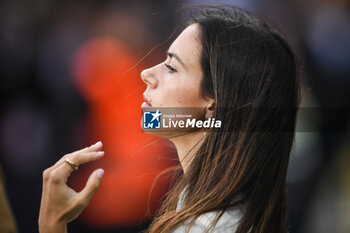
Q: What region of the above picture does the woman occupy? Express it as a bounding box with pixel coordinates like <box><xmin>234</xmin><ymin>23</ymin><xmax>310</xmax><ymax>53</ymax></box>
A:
<box><xmin>39</xmin><ymin>6</ymin><xmax>300</xmax><ymax>233</ymax></box>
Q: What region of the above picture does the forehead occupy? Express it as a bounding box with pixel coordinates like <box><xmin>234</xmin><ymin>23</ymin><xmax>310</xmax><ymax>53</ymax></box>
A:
<box><xmin>168</xmin><ymin>24</ymin><xmax>202</xmax><ymax>67</ymax></box>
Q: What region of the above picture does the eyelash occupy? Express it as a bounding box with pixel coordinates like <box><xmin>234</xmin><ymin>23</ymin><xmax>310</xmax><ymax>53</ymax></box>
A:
<box><xmin>165</xmin><ymin>63</ymin><xmax>177</xmax><ymax>73</ymax></box>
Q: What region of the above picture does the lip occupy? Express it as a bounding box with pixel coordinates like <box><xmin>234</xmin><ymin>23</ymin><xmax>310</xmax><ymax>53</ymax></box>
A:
<box><xmin>141</xmin><ymin>101</ymin><xmax>152</xmax><ymax>108</ymax></box>
<box><xmin>142</xmin><ymin>94</ymin><xmax>152</xmax><ymax>108</ymax></box>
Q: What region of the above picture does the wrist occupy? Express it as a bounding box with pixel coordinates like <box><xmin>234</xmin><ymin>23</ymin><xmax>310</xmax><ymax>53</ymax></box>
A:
<box><xmin>39</xmin><ymin>219</ymin><xmax>67</xmax><ymax>233</ymax></box>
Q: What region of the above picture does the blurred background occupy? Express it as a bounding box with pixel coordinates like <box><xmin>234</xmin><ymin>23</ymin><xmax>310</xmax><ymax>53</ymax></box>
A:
<box><xmin>0</xmin><ymin>0</ymin><xmax>349</xmax><ymax>233</ymax></box>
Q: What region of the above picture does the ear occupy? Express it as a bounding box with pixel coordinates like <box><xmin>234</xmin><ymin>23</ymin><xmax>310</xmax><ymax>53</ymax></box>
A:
<box><xmin>205</xmin><ymin>98</ymin><xmax>215</xmax><ymax>119</ymax></box>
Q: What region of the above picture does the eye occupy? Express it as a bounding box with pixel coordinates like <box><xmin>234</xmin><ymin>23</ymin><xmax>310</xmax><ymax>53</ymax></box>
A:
<box><xmin>165</xmin><ymin>63</ymin><xmax>177</xmax><ymax>73</ymax></box>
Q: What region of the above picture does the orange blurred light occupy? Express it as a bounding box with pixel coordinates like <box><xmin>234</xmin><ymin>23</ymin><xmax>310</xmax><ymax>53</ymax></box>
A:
<box><xmin>71</xmin><ymin>38</ymin><xmax>178</xmax><ymax>227</ymax></box>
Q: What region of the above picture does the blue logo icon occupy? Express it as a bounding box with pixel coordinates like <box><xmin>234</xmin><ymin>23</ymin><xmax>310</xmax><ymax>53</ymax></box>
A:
<box><xmin>143</xmin><ymin>110</ymin><xmax>161</xmax><ymax>129</ymax></box>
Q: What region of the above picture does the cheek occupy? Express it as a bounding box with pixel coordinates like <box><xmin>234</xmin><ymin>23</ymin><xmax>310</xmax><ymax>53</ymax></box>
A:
<box><xmin>159</xmin><ymin>72</ymin><xmax>204</xmax><ymax>107</ymax></box>
<box><xmin>173</xmin><ymin>84</ymin><xmax>204</xmax><ymax>107</ymax></box>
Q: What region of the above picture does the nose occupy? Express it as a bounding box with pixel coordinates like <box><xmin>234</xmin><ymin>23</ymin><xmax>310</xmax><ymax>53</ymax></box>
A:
<box><xmin>141</xmin><ymin>66</ymin><xmax>158</xmax><ymax>89</ymax></box>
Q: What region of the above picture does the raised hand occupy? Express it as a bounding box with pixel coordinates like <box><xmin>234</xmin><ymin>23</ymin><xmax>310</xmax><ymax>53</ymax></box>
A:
<box><xmin>39</xmin><ymin>141</ymin><xmax>105</xmax><ymax>233</ymax></box>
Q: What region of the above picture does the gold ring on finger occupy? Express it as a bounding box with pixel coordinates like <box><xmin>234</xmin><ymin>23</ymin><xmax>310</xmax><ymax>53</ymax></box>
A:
<box><xmin>65</xmin><ymin>158</ymin><xmax>79</xmax><ymax>171</ymax></box>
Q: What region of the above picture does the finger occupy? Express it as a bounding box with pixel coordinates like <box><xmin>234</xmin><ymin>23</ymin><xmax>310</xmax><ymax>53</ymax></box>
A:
<box><xmin>54</xmin><ymin>141</ymin><xmax>104</xmax><ymax>168</ymax></box>
<box><xmin>76</xmin><ymin>141</ymin><xmax>103</xmax><ymax>153</ymax></box>
<box><xmin>78</xmin><ymin>169</ymin><xmax>104</xmax><ymax>204</ymax></box>
<box><xmin>53</xmin><ymin>151</ymin><xmax>105</xmax><ymax>182</ymax></box>
<box><xmin>65</xmin><ymin>141</ymin><xmax>103</xmax><ymax>162</ymax></box>
<box><xmin>71</xmin><ymin>151</ymin><xmax>105</xmax><ymax>166</ymax></box>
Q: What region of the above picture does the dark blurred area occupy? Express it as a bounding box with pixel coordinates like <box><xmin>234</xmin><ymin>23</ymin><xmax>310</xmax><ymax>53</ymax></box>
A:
<box><xmin>0</xmin><ymin>0</ymin><xmax>349</xmax><ymax>233</ymax></box>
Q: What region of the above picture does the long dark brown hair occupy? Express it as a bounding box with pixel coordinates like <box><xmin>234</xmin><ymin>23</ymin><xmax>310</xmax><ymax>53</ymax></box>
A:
<box><xmin>148</xmin><ymin>5</ymin><xmax>300</xmax><ymax>233</ymax></box>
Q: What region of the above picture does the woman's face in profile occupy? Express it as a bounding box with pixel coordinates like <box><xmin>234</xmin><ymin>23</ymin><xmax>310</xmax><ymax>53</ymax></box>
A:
<box><xmin>141</xmin><ymin>24</ymin><xmax>210</xmax><ymax>110</ymax></box>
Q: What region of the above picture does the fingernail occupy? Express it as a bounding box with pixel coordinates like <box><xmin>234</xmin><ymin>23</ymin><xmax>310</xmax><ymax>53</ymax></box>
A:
<box><xmin>94</xmin><ymin>141</ymin><xmax>102</xmax><ymax>147</ymax></box>
<box><xmin>96</xmin><ymin>169</ymin><xmax>104</xmax><ymax>179</ymax></box>
<box><xmin>97</xmin><ymin>151</ymin><xmax>105</xmax><ymax>156</ymax></box>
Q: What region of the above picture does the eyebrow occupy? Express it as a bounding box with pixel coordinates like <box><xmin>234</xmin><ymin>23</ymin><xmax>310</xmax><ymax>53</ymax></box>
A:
<box><xmin>166</xmin><ymin>51</ymin><xmax>187</xmax><ymax>69</ymax></box>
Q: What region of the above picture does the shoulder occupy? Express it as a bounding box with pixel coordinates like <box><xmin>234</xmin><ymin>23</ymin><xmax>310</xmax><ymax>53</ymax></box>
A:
<box><xmin>171</xmin><ymin>207</ymin><xmax>242</xmax><ymax>233</ymax></box>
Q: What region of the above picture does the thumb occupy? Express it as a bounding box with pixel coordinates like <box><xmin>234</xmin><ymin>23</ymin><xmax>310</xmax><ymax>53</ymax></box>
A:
<box><xmin>79</xmin><ymin>168</ymin><xmax>104</xmax><ymax>204</ymax></box>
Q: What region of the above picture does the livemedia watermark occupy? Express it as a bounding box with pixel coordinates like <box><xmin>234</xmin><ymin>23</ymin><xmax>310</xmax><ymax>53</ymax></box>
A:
<box><xmin>141</xmin><ymin>107</ymin><xmax>348</xmax><ymax>133</ymax></box>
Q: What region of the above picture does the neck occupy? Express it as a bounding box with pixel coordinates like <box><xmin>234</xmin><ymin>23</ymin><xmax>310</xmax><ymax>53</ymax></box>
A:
<box><xmin>169</xmin><ymin>131</ymin><xmax>205</xmax><ymax>175</ymax></box>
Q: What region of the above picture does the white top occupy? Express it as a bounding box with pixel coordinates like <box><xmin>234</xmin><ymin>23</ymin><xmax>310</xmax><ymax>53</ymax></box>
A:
<box><xmin>171</xmin><ymin>188</ymin><xmax>243</xmax><ymax>233</ymax></box>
